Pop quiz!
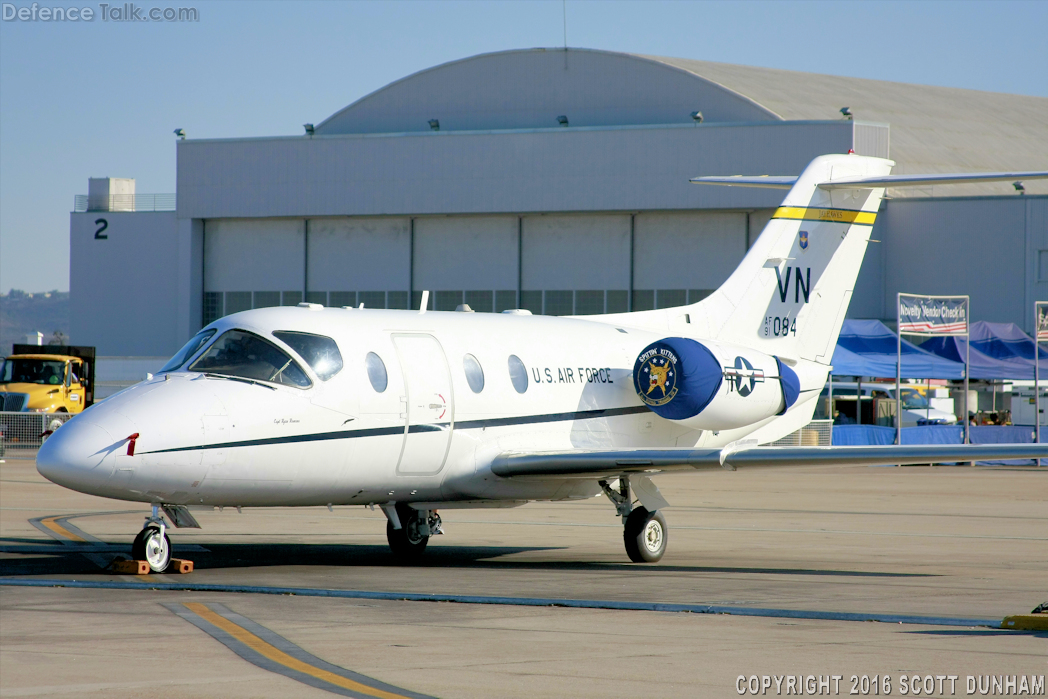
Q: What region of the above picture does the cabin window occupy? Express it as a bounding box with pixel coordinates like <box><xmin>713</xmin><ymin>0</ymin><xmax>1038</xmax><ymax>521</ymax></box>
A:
<box><xmin>273</xmin><ymin>331</ymin><xmax>343</xmax><ymax>381</ymax></box>
<box><xmin>160</xmin><ymin>329</ymin><xmax>216</xmax><ymax>373</ymax></box>
<box><xmin>508</xmin><ymin>355</ymin><xmax>528</xmax><ymax>394</ymax></box>
<box><xmin>189</xmin><ymin>329</ymin><xmax>311</xmax><ymax>388</ymax></box>
<box><xmin>365</xmin><ymin>352</ymin><xmax>388</xmax><ymax>393</ymax></box>
<box><xmin>463</xmin><ymin>354</ymin><xmax>484</xmax><ymax>393</ymax></box>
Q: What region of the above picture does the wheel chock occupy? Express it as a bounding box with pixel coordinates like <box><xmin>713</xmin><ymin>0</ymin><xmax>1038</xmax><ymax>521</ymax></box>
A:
<box><xmin>166</xmin><ymin>558</ymin><xmax>194</xmax><ymax>574</ymax></box>
<box><xmin>1001</xmin><ymin>615</ymin><xmax>1048</xmax><ymax>631</ymax></box>
<box><xmin>105</xmin><ymin>558</ymin><xmax>193</xmax><ymax>575</ymax></box>
<box><xmin>106</xmin><ymin>559</ymin><xmax>151</xmax><ymax>575</ymax></box>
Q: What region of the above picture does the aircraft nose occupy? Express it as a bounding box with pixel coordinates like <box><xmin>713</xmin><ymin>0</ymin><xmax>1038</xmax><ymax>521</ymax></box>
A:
<box><xmin>36</xmin><ymin>417</ymin><xmax>123</xmax><ymax>494</ymax></box>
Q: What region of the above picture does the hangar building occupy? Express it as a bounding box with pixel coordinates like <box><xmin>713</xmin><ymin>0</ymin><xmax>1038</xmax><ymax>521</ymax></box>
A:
<box><xmin>69</xmin><ymin>48</ymin><xmax>1048</xmax><ymax>358</ymax></box>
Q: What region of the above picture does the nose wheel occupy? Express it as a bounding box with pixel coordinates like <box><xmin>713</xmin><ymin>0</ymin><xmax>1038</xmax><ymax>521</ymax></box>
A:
<box><xmin>131</xmin><ymin>525</ymin><xmax>171</xmax><ymax>572</ymax></box>
<box><xmin>131</xmin><ymin>505</ymin><xmax>172</xmax><ymax>572</ymax></box>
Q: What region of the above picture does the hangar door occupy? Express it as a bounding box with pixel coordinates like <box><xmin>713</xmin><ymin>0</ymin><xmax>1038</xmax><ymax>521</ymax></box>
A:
<box><xmin>203</xmin><ymin>219</ymin><xmax>305</xmax><ymax>325</ymax></box>
<box><xmin>632</xmin><ymin>212</ymin><xmax>748</xmax><ymax>311</ymax></box>
<box><xmin>412</xmin><ymin>216</ymin><xmax>519</xmax><ymax>312</ymax></box>
<box><xmin>520</xmin><ymin>214</ymin><xmax>631</xmax><ymax>315</ymax></box>
<box><xmin>307</xmin><ymin>217</ymin><xmax>411</xmax><ymax>310</ymax></box>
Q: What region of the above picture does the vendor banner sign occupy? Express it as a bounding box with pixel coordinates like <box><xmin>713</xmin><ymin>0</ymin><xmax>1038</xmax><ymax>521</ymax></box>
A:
<box><xmin>898</xmin><ymin>294</ymin><xmax>969</xmax><ymax>335</ymax></box>
<box><xmin>1037</xmin><ymin>301</ymin><xmax>1048</xmax><ymax>343</ymax></box>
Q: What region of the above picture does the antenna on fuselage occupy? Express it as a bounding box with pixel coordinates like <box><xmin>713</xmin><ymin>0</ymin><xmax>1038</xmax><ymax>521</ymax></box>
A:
<box><xmin>418</xmin><ymin>290</ymin><xmax>430</xmax><ymax>314</ymax></box>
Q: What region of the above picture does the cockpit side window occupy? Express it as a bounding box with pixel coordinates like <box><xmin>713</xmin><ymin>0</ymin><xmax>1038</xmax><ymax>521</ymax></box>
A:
<box><xmin>273</xmin><ymin>331</ymin><xmax>343</xmax><ymax>381</ymax></box>
<box><xmin>189</xmin><ymin>329</ymin><xmax>311</xmax><ymax>388</ymax></box>
<box><xmin>160</xmin><ymin>329</ymin><xmax>217</xmax><ymax>373</ymax></box>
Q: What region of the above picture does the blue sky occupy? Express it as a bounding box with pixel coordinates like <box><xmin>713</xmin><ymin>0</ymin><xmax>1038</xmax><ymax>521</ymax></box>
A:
<box><xmin>2</xmin><ymin>0</ymin><xmax>1046</xmax><ymax>293</ymax></box>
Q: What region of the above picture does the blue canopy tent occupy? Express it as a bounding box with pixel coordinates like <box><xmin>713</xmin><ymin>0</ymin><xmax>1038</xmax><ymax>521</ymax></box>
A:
<box><xmin>921</xmin><ymin>321</ymin><xmax>1041</xmax><ymax>380</ymax></box>
<box><xmin>830</xmin><ymin>319</ymin><xmax>964</xmax><ymax>379</ymax></box>
<box><xmin>969</xmin><ymin>321</ymin><xmax>1048</xmax><ymax>378</ymax></box>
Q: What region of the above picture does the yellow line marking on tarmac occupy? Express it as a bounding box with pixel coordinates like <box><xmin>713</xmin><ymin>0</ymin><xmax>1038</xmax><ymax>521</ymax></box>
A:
<box><xmin>39</xmin><ymin>516</ymin><xmax>86</xmax><ymax>542</ymax></box>
<box><xmin>183</xmin><ymin>603</ymin><xmax>412</xmax><ymax>699</ymax></box>
<box><xmin>773</xmin><ymin>206</ymin><xmax>877</xmax><ymax>225</ymax></box>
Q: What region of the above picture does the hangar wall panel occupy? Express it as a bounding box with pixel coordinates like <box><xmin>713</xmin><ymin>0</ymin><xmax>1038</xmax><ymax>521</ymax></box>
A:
<box><xmin>880</xmin><ymin>197</ymin><xmax>1031</xmax><ymax>331</ymax></box>
<box><xmin>70</xmin><ymin>211</ymin><xmax>182</xmax><ymax>355</ymax></box>
<box><xmin>1024</xmin><ymin>197</ymin><xmax>1048</xmax><ymax>332</ymax></box>
<box><xmin>847</xmin><ymin>216</ymin><xmax>888</xmax><ymax>321</ymax></box>
<box><xmin>203</xmin><ymin>218</ymin><xmax>305</xmax><ymax>323</ymax></box>
<box><xmin>177</xmin><ymin>122</ymin><xmax>853</xmax><ymax>220</ymax></box>
<box><xmin>747</xmin><ymin>208</ymin><xmax>776</xmax><ymax>247</ymax></box>
<box><xmin>633</xmin><ymin>212</ymin><xmax>747</xmax><ymax>310</ymax></box>
<box><xmin>307</xmin><ymin>217</ymin><xmax>410</xmax><ymax>310</ymax></box>
<box><xmin>412</xmin><ymin>216</ymin><xmax>518</xmax><ymax>312</ymax></box>
<box><xmin>852</xmin><ymin>123</ymin><xmax>890</xmax><ymax>159</ymax></box>
<box><xmin>521</xmin><ymin>214</ymin><xmax>630</xmax><ymax>315</ymax></box>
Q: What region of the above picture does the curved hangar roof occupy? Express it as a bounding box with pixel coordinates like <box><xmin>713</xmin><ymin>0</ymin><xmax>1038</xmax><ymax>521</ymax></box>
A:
<box><xmin>317</xmin><ymin>48</ymin><xmax>1048</xmax><ymax>196</ymax></box>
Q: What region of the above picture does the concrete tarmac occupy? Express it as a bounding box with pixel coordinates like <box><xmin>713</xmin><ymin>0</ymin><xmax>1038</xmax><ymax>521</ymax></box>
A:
<box><xmin>1</xmin><ymin>455</ymin><xmax>1045</xmax><ymax>697</ymax></box>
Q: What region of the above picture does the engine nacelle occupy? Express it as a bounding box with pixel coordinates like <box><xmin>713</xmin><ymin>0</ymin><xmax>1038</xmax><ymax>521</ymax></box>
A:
<box><xmin>633</xmin><ymin>337</ymin><xmax>800</xmax><ymax>431</ymax></box>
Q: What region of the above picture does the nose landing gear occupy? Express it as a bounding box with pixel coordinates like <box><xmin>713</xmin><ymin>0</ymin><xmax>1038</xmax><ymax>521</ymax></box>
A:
<box><xmin>132</xmin><ymin>505</ymin><xmax>171</xmax><ymax>573</ymax></box>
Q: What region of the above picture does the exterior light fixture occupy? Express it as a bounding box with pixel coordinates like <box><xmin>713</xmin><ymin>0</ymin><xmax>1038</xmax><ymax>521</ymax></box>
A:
<box><xmin>556</xmin><ymin>115</ymin><xmax>569</xmax><ymax>127</ymax></box>
<box><xmin>428</xmin><ymin>119</ymin><xmax>440</xmax><ymax>131</ymax></box>
<box><xmin>690</xmin><ymin>111</ymin><xmax>703</xmax><ymax>123</ymax></box>
<box><xmin>1014</xmin><ymin>181</ymin><xmax>1026</xmax><ymax>194</ymax></box>
<box><xmin>173</xmin><ymin>128</ymin><xmax>185</xmax><ymax>139</ymax></box>
<box><xmin>840</xmin><ymin>107</ymin><xmax>853</xmax><ymax>120</ymax></box>
<box><xmin>303</xmin><ymin>123</ymin><xmax>315</xmax><ymax>136</ymax></box>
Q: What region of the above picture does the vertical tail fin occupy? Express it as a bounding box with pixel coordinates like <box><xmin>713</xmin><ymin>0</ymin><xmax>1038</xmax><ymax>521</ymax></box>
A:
<box><xmin>694</xmin><ymin>154</ymin><xmax>893</xmax><ymax>363</ymax></box>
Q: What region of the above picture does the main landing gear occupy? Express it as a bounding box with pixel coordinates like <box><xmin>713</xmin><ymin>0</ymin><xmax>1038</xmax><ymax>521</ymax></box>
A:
<box><xmin>600</xmin><ymin>477</ymin><xmax>668</xmax><ymax>563</ymax></box>
<box><xmin>132</xmin><ymin>505</ymin><xmax>171</xmax><ymax>572</ymax></box>
<box><xmin>383</xmin><ymin>502</ymin><xmax>443</xmax><ymax>561</ymax></box>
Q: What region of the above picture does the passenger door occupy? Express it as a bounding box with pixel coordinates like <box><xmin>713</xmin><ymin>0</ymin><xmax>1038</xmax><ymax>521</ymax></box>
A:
<box><xmin>392</xmin><ymin>334</ymin><xmax>453</xmax><ymax>475</ymax></box>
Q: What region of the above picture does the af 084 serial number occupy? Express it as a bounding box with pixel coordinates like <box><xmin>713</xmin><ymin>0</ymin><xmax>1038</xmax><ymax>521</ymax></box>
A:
<box><xmin>764</xmin><ymin>316</ymin><xmax>797</xmax><ymax>337</ymax></box>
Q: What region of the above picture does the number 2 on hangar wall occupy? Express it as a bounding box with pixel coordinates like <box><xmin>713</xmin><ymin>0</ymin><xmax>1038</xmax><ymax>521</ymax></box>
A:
<box><xmin>94</xmin><ymin>218</ymin><xmax>108</xmax><ymax>240</ymax></box>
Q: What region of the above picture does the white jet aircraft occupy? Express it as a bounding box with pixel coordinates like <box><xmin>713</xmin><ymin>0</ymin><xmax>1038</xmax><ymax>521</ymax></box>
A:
<box><xmin>37</xmin><ymin>154</ymin><xmax>1048</xmax><ymax>571</ymax></box>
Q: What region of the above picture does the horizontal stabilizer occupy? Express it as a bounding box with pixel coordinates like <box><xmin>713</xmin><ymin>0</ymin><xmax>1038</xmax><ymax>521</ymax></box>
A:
<box><xmin>689</xmin><ymin>175</ymin><xmax>797</xmax><ymax>189</ymax></box>
<box><xmin>818</xmin><ymin>171</ymin><xmax>1048</xmax><ymax>189</ymax></box>
<box><xmin>491</xmin><ymin>443</ymin><xmax>1048</xmax><ymax>479</ymax></box>
<box><xmin>691</xmin><ymin>171</ymin><xmax>1048</xmax><ymax>190</ymax></box>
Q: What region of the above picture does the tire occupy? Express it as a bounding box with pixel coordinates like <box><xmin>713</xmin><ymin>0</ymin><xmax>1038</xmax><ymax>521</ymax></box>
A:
<box><xmin>132</xmin><ymin>526</ymin><xmax>171</xmax><ymax>572</ymax></box>
<box><xmin>623</xmin><ymin>507</ymin><xmax>667</xmax><ymax>563</ymax></box>
<box><xmin>386</xmin><ymin>503</ymin><xmax>429</xmax><ymax>561</ymax></box>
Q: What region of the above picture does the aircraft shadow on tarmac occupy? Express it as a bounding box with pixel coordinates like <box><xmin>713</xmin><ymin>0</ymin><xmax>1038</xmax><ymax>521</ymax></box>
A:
<box><xmin>907</xmin><ymin>629</ymin><xmax>1048</xmax><ymax>638</ymax></box>
<box><xmin>0</xmin><ymin>538</ymin><xmax>934</xmax><ymax>578</ymax></box>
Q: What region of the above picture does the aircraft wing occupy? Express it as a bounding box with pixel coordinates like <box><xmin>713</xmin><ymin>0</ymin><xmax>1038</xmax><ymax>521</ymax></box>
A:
<box><xmin>491</xmin><ymin>444</ymin><xmax>1048</xmax><ymax>479</ymax></box>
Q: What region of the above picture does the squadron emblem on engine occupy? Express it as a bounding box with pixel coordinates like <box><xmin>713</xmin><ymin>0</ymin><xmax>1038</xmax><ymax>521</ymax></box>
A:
<box><xmin>636</xmin><ymin>348</ymin><xmax>679</xmax><ymax>407</ymax></box>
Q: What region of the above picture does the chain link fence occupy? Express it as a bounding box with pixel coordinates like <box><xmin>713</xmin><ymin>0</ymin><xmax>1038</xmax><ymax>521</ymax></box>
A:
<box><xmin>0</xmin><ymin>412</ymin><xmax>74</xmax><ymax>457</ymax></box>
<box><xmin>768</xmin><ymin>419</ymin><xmax>833</xmax><ymax>446</ymax></box>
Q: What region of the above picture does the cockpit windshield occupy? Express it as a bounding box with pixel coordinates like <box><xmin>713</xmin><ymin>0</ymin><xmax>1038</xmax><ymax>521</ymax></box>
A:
<box><xmin>1</xmin><ymin>358</ymin><xmax>66</xmax><ymax>385</ymax></box>
<box><xmin>160</xmin><ymin>329</ymin><xmax>216</xmax><ymax>373</ymax></box>
<box><xmin>189</xmin><ymin>330</ymin><xmax>311</xmax><ymax>388</ymax></box>
<box><xmin>272</xmin><ymin>331</ymin><xmax>343</xmax><ymax>381</ymax></box>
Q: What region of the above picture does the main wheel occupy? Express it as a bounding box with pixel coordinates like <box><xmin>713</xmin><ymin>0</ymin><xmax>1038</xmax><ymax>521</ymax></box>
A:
<box><xmin>386</xmin><ymin>503</ymin><xmax>428</xmax><ymax>561</ymax></box>
<box><xmin>132</xmin><ymin>526</ymin><xmax>171</xmax><ymax>572</ymax></box>
<box><xmin>623</xmin><ymin>507</ymin><xmax>667</xmax><ymax>563</ymax></box>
